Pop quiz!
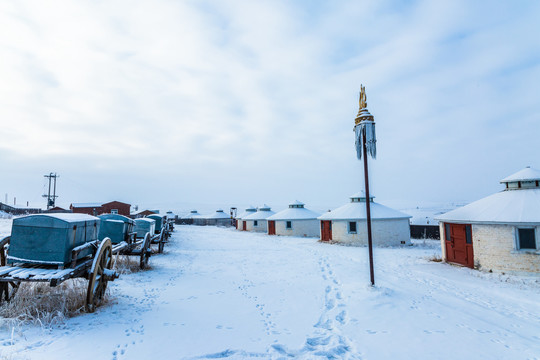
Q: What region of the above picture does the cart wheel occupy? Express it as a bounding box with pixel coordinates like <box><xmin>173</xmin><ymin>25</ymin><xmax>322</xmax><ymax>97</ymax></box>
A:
<box><xmin>158</xmin><ymin>230</ymin><xmax>165</xmax><ymax>254</ymax></box>
<box><xmin>0</xmin><ymin>281</ymin><xmax>20</xmax><ymax>303</ymax></box>
<box><xmin>139</xmin><ymin>233</ymin><xmax>152</xmax><ymax>270</ymax></box>
<box><xmin>86</xmin><ymin>238</ymin><xmax>113</xmax><ymax>313</ymax></box>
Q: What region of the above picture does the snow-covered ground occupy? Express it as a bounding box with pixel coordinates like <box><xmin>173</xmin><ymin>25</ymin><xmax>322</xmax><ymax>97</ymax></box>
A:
<box><xmin>0</xmin><ymin>223</ymin><xmax>539</xmax><ymax>359</ymax></box>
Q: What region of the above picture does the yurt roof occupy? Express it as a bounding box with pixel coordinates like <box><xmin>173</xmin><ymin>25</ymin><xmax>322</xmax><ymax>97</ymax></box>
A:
<box><xmin>244</xmin><ymin>205</ymin><xmax>275</xmax><ymax>220</ymax></box>
<box><xmin>500</xmin><ymin>166</ymin><xmax>540</xmax><ymax>183</ymax></box>
<box><xmin>206</xmin><ymin>209</ymin><xmax>230</xmax><ymax>219</ymax></box>
<box><xmin>182</xmin><ymin>210</ymin><xmax>201</xmax><ymax>219</ymax></box>
<box><xmin>436</xmin><ymin>188</ymin><xmax>540</xmax><ymax>224</ymax></box>
<box><xmin>318</xmin><ymin>194</ymin><xmax>410</xmax><ymax>221</ymax></box>
<box><xmin>268</xmin><ymin>201</ymin><xmax>320</xmax><ymax>220</ymax></box>
<box><xmin>236</xmin><ymin>206</ymin><xmax>257</xmax><ymax>219</ymax></box>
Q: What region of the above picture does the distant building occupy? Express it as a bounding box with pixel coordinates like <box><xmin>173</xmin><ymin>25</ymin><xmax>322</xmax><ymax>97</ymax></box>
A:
<box><xmin>206</xmin><ymin>209</ymin><xmax>232</xmax><ymax>227</ymax></box>
<box><xmin>71</xmin><ymin>201</ymin><xmax>131</xmax><ymax>216</ymax></box>
<box><xmin>436</xmin><ymin>167</ymin><xmax>540</xmax><ymax>274</ymax></box>
<box><xmin>235</xmin><ymin>206</ymin><xmax>257</xmax><ymax>231</ymax></box>
<box><xmin>267</xmin><ymin>201</ymin><xmax>320</xmax><ymax>237</ymax></box>
<box><xmin>243</xmin><ymin>205</ymin><xmax>275</xmax><ymax>233</ymax></box>
<box><xmin>318</xmin><ymin>193</ymin><xmax>411</xmax><ymax>246</ymax></box>
<box><xmin>130</xmin><ymin>209</ymin><xmax>158</xmax><ymax>218</ymax></box>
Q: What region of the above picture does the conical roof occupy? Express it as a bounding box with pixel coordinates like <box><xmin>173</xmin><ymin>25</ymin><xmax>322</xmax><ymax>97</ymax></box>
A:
<box><xmin>437</xmin><ymin>167</ymin><xmax>540</xmax><ymax>224</ymax></box>
<box><xmin>318</xmin><ymin>193</ymin><xmax>410</xmax><ymax>221</ymax></box>
<box><xmin>236</xmin><ymin>206</ymin><xmax>257</xmax><ymax>219</ymax></box>
<box><xmin>500</xmin><ymin>166</ymin><xmax>540</xmax><ymax>183</ymax></box>
<box><xmin>268</xmin><ymin>201</ymin><xmax>320</xmax><ymax>221</ymax></box>
<box><xmin>244</xmin><ymin>205</ymin><xmax>275</xmax><ymax>220</ymax></box>
<box><xmin>206</xmin><ymin>209</ymin><xmax>230</xmax><ymax>219</ymax></box>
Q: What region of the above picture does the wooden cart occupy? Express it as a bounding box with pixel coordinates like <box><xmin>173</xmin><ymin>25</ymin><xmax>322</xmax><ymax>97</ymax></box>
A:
<box><xmin>0</xmin><ymin>235</ymin><xmax>118</xmax><ymax>313</ymax></box>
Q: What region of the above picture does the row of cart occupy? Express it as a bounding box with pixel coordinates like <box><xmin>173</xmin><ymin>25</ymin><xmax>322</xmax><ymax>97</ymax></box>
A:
<box><xmin>0</xmin><ymin>212</ymin><xmax>174</xmax><ymax>312</ymax></box>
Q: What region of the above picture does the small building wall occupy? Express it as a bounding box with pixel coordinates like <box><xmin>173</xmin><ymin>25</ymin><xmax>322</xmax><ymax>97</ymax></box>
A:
<box><xmin>72</xmin><ymin>206</ymin><xmax>103</xmax><ymax>216</ymax></box>
<box><xmin>245</xmin><ymin>220</ymin><xmax>268</xmax><ymax>233</ymax></box>
<box><xmin>330</xmin><ymin>219</ymin><xmax>410</xmax><ymax>246</ymax></box>
<box><xmin>441</xmin><ymin>223</ymin><xmax>540</xmax><ymax>274</ymax></box>
<box><xmin>206</xmin><ymin>218</ymin><xmax>233</xmax><ymax>227</ymax></box>
<box><xmin>102</xmin><ymin>201</ymin><xmax>130</xmax><ymax>216</ymax></box>
<box><xmin>275</xmin><ymin>219</ymin><xmax>319</xmax><ymax>237</ymax></box>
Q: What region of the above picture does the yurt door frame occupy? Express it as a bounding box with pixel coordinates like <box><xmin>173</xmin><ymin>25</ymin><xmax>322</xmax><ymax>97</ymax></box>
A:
<box><xmin>444</xmin><ymin>223</ymin><xmax>474</xmax><ymax>268</ymax></box>
<box><xmin>321</xmin><ymin>221</ymin><xmax>332</xmax><ymax>241</ymax></box>
<box><xmin>268</xmin><ymin>221</ymin><xmax>276</xmax><ymax>235</ymax></box>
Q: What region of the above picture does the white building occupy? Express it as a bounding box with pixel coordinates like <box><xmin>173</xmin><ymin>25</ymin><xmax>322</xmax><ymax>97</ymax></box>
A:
<box><xmin>266</xmin><ymin>201</ymin><xmax>320</xmax><ymax>237</ymax></box>
<box><xmin>318</xmin><ymin>192</ymin><xmax>411</xmax><ymax>246</ymax></box>
<box><xmin>436</xmin><ymin>167</ymin><xmax>540</xmax><ymax>274</ymax></box>
<box><xmin>243</xmin><ymin>205</ymin><xmax>275</xmax><ymax>233</ymax></box>
<box><xmin>235</xmin><ymin>206</ymin><xmax>257</xmax><ymax>231</ymax></box>
<box><xmin>205</xmin><ymin>209</ymin><xmax>232</xmax><ymax>227</ymax></box>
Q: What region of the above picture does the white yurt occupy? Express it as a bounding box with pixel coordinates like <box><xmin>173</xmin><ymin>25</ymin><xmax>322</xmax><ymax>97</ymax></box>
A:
<box><xmin>436</xmin><ymin>166</ymin><xmax>540</xmax><ymax>274</ymax></box>
<box><xmin>183</xmin><ymin>210</ymin><xmax>205</xmax><ymax>226</ymax></box>
<box><xmin>266</xmin><ymin>201</ymin><xmax>320</xmax><ymax>237</ymax></box>
<box><xmin>318</xmin><ymin>192</ymin><xmax>411</xmax><ymax>246</ymax></box>
<box><xmin>205</xmin><ymin>209</ymin><xmax>232</xmax><ymax>227</ymax></box>
<box><xmin>243</xmin><ymin>204</ymin><xmax>275</xmax><ymax>233</ymax></box>
<box><xmin>236</xmin><ymin>206</ymin><xmax>257</xmax><ymax>231</ymax></box>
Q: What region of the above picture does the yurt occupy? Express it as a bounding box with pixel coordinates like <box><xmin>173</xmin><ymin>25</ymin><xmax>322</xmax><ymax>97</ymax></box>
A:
<box><xmin>206</xmin><ymin>209</ymin><xmax>232</xmax><ymax>227</ymax></box>
<box><xmin>243</xmin><ymin>205</ymin><xmax>275</xmax><ymax>233</ymax></box>
<box><xmin>318</xmin><ymin>192</ymin><xmax>411</xmax><ymax>246</ymax></box>
<box><xmin>236</xmin><ymin>206</ymin><xmax>257</xmax><ymax>231</ymax></box>
<box><xmin>266</xmin><ymin>201</ymin><xmax>320</xmax><ymax>237</ymax></box>
<box><xmin>436</xmin><ymin>166</ymin><xmax>540</xmax><ymax>274</ymax></box>
<box><xmin>181</xmin><ymin>210</ymin><xmax>202</xmax><ymax>225</ymax></box>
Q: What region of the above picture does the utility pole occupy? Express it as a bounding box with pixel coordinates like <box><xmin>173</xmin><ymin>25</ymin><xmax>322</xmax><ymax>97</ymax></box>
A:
<box><xmin>43</xmin><ymin>173</ymin><xmax>59</xmax><ymax>209</ymax></box>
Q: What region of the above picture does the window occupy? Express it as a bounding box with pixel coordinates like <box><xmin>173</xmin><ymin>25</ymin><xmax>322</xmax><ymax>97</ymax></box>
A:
<box><xmin>111</xmin><ymin>209</ymin><xmax>118</xmax><ymax>214</ymax></box>
<box><xmin>445</xmin><ymin>223</ymin><xmax>451</xmax><ymax>241</ymax></box>
<box><xmin>348</xmin><ymin>221</ymin><xmax>357</xmax><ymax>234</ymax></box>
<box><xmin>517</xmin><ymin>228</ymin><xmax>536</xmax><ymax>250</ymax></box>
<box><xmin>286</xmin><ymin>221</ymin><xmax>292</xmax><ymax>229</ymax></box>
<box><xmin>254</xmin><ymin>220</ymin><xmax>258</xmax><ymax>227</ymax></box>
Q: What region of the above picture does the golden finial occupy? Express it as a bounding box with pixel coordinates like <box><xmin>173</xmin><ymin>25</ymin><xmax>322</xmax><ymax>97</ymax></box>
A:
<box><xmin>354</xmin><ymin>84</ymin><xmax>374</xmax><ymax>126</ymax></box>
<box><xmin>359</xmin><ymin>84</ymin><xmax>367</xmax><ymax>109</ymax></box>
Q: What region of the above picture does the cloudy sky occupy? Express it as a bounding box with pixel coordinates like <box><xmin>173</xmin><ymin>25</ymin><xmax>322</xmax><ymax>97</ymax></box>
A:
<box><xmin>1</xmin><ymin>0</ymin><xmax>539</xmax><ymax>214</ymax></box>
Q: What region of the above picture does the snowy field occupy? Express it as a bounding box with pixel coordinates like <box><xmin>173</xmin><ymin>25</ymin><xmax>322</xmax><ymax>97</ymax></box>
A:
<box><xmin>0</xmin><ymin>223</ymin><xmax>539</xmax><ymax>359</ymax></box>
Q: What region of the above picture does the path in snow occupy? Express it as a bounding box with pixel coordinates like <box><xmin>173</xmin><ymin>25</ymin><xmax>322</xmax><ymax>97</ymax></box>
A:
<box><xmin>0</xmin><ymin>224</ymin><xmax>538</xmax><ymax>359</ymax></box>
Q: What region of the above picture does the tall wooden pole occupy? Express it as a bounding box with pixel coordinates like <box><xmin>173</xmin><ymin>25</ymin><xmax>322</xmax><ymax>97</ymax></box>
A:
<box><xmin>362</xmin><ymin>126</ymin><xmax>375</xmax><ymax>286</ymax></box>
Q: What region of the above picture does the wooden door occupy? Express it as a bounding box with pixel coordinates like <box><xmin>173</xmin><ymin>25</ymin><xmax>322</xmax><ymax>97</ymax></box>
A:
<box><xmin>242</xmin><ymin>221</ymin><xmax>246</xmax><ymax>231</ymax></box>
<box><xmin>321</xmin><ymin>221</ymin><xmax>332</xmax><ymax>241</ymax></box>
<box><xmin>268</xmin><ymin>221</ymin><xmax>276</xmax><ymax>235</ymax></box>
<box><xmin>444</xmin><ymin>223</ymin><xmax>474</xmax><ymax>268</ymax></box>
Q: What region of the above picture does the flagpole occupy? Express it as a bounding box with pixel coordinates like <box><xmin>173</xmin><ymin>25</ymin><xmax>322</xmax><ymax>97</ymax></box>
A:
<box><xmin>354</xmin><ymin>84</ymin><xmax>376</xmax><ymax>286</ymax></box>
<box><xmin>362</xmin><ymin>126</ymin><xmax>375</xmax><ymax>286</ymax></box>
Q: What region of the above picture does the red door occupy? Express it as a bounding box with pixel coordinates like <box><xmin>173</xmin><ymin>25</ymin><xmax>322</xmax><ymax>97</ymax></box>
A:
<box><xmin>321</xmin><ymin>221</ymin><xmax>332</xmax><ymax>241</ymax></box>
<box><xmin>444</xmin><ymin>223</ymin><xmax>474</xmax><ymax>268</ymax></box>
<box><xmin>268</xmin><ymin>221</ymin><xmax>276</xmax><ymax>235</ymax></box>
<box><xmin>242</xmin><ymin>221</ymin><xmax>246</xmax><ymax>231</ymax></box>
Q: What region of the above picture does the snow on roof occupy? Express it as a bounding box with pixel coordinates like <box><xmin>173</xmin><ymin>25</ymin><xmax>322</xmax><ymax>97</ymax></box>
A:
<box><xmin>289</xmin><ymin>200</ymin><xmax>305</xmax><ymax>207</ymax></box>
<box><xmin>182</xmin><ymin>210</ymin><xmax>201</xmax><ymax>219</ymax></box>
<box><xmin>25</xmin><ymin>213</ymin><xmax>99</xmax><ymax>222</ymax></box>
<box><xmin>135</xmin><ymin>218</ymin><xmax>155</xmax><ymax>224</ymax></box>
<box><xmin>206</xmin><ymin>210</ymin><xmax>231</xmax><ymax>219</ymax></box>
<box><xmin>244</xmin><ymin>206</ymin><xmax>275</xmax><ymax>220</ymax></box>
<box><xmin>318</xmin><ymin>199</ymin><xmax>411</xmax><ymax>221</ymax></box>
<box><xmin>236</xmin><ymin>207</ymin><xmax>257</xmax><ymax>219</ymax></box>
<box><xmin>267</xmin><ymin>205</ymin><xmax>320</xmax><ymax>221</ymax></box>
<box><xmin>71</xmin><ymin>202</ymin><xmax>103</xmax><ymax>208</ymax></box>
<box><xmin>500</xmin><ymin>166</ymin><xmax>540</xmax><ymax>183</ymax></box>
<box><xmin>436</xmin><ymin>188</ymin><xmax>540</xmax><ymax>224</ymax></box>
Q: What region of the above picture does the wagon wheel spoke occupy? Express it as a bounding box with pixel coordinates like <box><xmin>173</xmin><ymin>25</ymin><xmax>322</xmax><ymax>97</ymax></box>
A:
<box><xmin>86</xmin><ymin>238</ymin><xmax>113</xmax><ymax>313</ymax></box>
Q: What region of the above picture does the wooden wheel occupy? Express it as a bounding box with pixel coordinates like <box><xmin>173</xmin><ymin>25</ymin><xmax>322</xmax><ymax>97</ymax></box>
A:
<box><xmin>158</xmin><ymin>230</ymin><xmax>165</xmax><ymax>254</ymax></box>
<box><xmin>139</xmin><ymin>232</ymin><xmax>152</xmax><ymax>269</ymax></box>
<box><xmin>86</xmin><ymin>238</ymin><xmax>113</xmax><ymax>313</ymax></box>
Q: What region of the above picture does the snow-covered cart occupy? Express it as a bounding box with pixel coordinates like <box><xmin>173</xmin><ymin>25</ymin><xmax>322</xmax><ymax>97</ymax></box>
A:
<box><xmin>135</xmin><ymin>218</ymin><xmax>168</xmax><ymax>254</ymax></box>
<box><xmin>0</xmin><ymin>214</ymin><xmax>119</xmax><ymax>313</ymax></box>
<box><xmin>98</xmin><ymin>214</ymin><xmax>152</xmax><ymax>269</ymax></box>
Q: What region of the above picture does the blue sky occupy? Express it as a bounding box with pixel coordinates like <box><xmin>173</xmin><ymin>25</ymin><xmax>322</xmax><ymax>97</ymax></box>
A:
<box><xmin>1</xmin><ymin>0</ymin><xmax>539</xmax><ymax>214</ymax></box>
